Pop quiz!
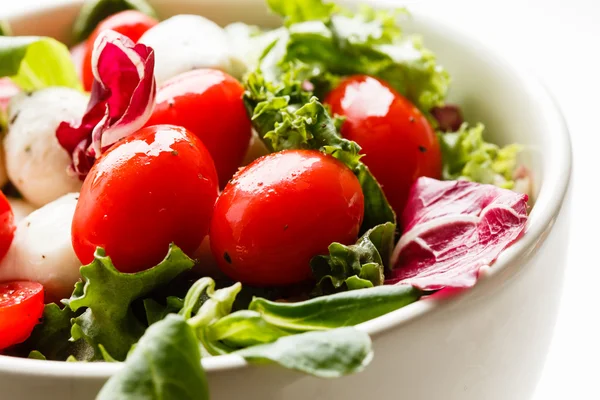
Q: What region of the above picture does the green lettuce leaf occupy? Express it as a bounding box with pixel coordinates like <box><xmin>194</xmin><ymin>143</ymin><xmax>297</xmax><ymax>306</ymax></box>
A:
<box><xmin>267</xmin><ymin>0</ymin><xmax>338</xmax><ymax>25</ymax></box>
<box><xmin>438</xmin><ymin>123</ymin><xmax>522</xmax><ymax>189</ymax></box>
<box><xmin>143</xmin><ymin>296</ymin><xmax>184</xmax><ymax>326</ymax></box>
<box><xmin>72</xmin><ymin>0</ymin><xmax>158</xmax><ymax>42</ymax></box>
<box><xmin>237</xmin><ymin>327</ymin><xmax>372</xmax><ymax>378</ymax></box>
<box><xmin>97</xmin><ymin>314</ymin><xmax>209</xmax><ymax>400</ymax></box>
<box><xmin>0</xmin><ymin>21</ymin><xmax>11</xmax><ymax>36</ymax></box>
<box><xmin>249</xmin><ymin>284</ymin><xmax>422</xmax><ymax>331</ymax></box>
<box><xmin>260</xmin><ymin>0</ymin><xmax>448</xmax><ymax>112</ymax></box>
<box><xmin>311</xmin><ymin>222</ymin><xmax>395</xmax><ymax>295</ymax></box>
<box><xmin>16</xmin><ymin>303</ymin><xmax>92</xmax><ymax>361</ymax></box>
<box><xmin>67</xmin><ymin>244</ymin><xmax>195</xmax><ymax>361</ymax></box>
<box><xmin>0</xmin><ymin>36</ymin><xmax>82</xmax><ymax>91</ymax></box>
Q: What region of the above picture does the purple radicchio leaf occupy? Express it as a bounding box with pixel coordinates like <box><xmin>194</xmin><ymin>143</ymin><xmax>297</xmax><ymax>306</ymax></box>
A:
<box><xmin>56</xmin><ymin>30</ymin><xmax>156</xmax><ymax>179</ymax></box>
<box><xmin>386</xmin><ymin>177</ymin><xmax>528</xmax><ymax>291</ymax></box>
<box><xmin>431</xmin><ymin>104</ymin><xmax>463</xmax><ymax>132</ymax></box>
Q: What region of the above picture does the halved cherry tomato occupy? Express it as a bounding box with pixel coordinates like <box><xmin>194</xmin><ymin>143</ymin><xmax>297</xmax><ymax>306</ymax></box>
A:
<box><xmin>325</xmin><ymin>75</ymin><xmax>442</xmax><ymax>219</ymax></box>
<box><xmin>81</xmin><ymin>10</ymin><xmax>158</xmax><ymax>90</ymax></box>
<box><xmin>0</xmin><ymin>192</ymin><xmax>15</xmax><ymax>261</ymax></box>
<box><xmin>146</xmin><ymin>69</ymin><xmax>252</xmax><ymax>188</ymax></box>
<box><xmin>0</xmin><ymin>281</ymin><xmax>44</xmax><ymax>350</ymax></box>
<box><xmin>210</xmin><ymin>149</ymin><xmax>364</xmax><ymax>286</ymax></box>
<box><xmin>72</xmin><ymin>125</ymin><xmax>219</xmax><ymax>273</ymax></box>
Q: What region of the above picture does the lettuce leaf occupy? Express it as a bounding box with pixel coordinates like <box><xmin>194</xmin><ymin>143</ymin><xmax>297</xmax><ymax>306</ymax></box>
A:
<box><xmin>0</xmin><ymin>36</ymin><xmax>82</xmax><ymax>91</ymax></box>
<box><xmin>66</xmin><ymin>244</ymin><xmax>194</xmax><ymax>361</ymax></box>
<box><xmin>311</xmin><ymin>222</ymin><xmax>395</xmax><ymax>295</ymax></box>
<box><xmin>261</xmin><ymin>0</ymin><xmax>449</xmax><ymax>112</ymax></box>
<box><xmin>72</xmin><ymin>0</ymin><xmax>158</xmax><ymax>42</ymax></box>
<box><xmin>438</xmin><ymin>123</ymin><xmax>522</xmax><ymax>189</ymax></box>
<box><xmin>267</xmin><ymin>0</ymin><xmax>338</xmax><ymax>25</ymax></box>
<box><xmin>97</xmin><ymin>315</ymin><xmax>210</xmax><ymax>400</ymax></box>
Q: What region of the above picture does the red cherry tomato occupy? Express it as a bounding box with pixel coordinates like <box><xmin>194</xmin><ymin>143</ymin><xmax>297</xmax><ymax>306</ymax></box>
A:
<box><xmin>325</xmin><ymin>75</ymin><xmax>442</xmax><ymax>219</ymax></box>
<box><xmin>146</xmin><ymin>69</ymin><xmax>252</xmax><ymax>188</ymax></box>
<box><xmin>0</xmin><ymin>192</ymin><xmax>15</xmax><ymax>261</ymax></box>
<box><xmin>82</xmin><ymin>10</ymin><xmax>158</xmax><ymax>91</ymax></box>
<box><xmin>72</xmin><ymin>125</ymin><xmax>219</xmax><ymax>273</ymax></box>
<box><xmin>210</xmin><ymin>149</ymin><xmax>364</xmax><ymax>286</ymax></box>
<box><xmin>0</xmin><ymin>281</ymin><xmax>44</xmax><ymax>350</ymax></box>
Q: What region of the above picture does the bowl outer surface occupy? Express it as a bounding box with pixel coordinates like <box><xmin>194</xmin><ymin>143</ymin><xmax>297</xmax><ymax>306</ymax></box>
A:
<box><xmin>0</xmin><ymin>1</ymin><xmax>572</xmax><ymax>399</ymax></box>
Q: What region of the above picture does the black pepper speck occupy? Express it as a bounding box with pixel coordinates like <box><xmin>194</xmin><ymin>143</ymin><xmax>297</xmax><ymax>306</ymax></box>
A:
<box><xmin>223</xmin><ymin>252</ymin><xmax>232</xmax><ymax>264</ymax></box>
<box><xmin>418</xmin><ymin>146</ymin><xmax>427</xmax><ymax>153</ymax></box>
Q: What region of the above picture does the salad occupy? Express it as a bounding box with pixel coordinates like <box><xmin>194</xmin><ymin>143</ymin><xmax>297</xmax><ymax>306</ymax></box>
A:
<box><xmin>0</xmin><ymin>0</ymin><xmax>531</xmax><ymax>398</ymax></box>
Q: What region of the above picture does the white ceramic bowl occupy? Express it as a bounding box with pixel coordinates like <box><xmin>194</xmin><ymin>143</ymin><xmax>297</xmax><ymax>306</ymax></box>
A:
<box><xmin>0</xmin><ymin>1</ymin><xmax>572</xmax><ymax>399</ymax></box>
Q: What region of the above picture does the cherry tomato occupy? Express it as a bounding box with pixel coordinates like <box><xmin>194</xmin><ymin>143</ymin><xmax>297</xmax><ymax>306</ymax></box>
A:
<box><xmin>0</xmin><ymin>192</ymin><xmax>15</xmax><ymax>261</ymax></box>
<box><xmin>82</xmin><ymin>10</ymin><xmax>158</xmax><ymax>90</ymax></box>
<box><xmin>0</xmin><ymin>281</ymin><xmax>44</xmax><ymax>350</ymax></box>
<box><xmin>146</xmin><ymin>69</ymin><xmax>252</xmax><ymax>188</ymax></box>
<box><xmin>210</xmin><ymin>149</ymin><xmax>364</xmax><ymax>286</ymax></box>
<box><xmin>72</xmin><ymin>125</ymin><xmax>219</xmax><ymax>273</ymax></box>
<box><xmin>325</xmin><ymin>75</ymin><xmax>442</xmax><ymax>219</ymax></box>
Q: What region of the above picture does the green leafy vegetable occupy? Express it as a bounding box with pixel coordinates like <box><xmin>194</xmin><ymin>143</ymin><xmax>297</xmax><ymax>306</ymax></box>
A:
<box><xmin>236</xmin><ymin>327</ymin><xmax>372</xmax><ymax>378</ymax></box>
<box><xmin>267</xmin><ymin>0</ymin><xmax>338</xmax><ymax>25</ymax></box>
<box><xmin>249</xmin><ymin>284</ymin><xmax>421</xmax><ymax>331</ymax></box>
<box><xmin>0</xmin><ymin>21</ymin><xmax>11</xmax><ymax>36</ymax></box>
<box><xmin>311</xmin><ymin>222</ymin><xmax>395</xmax><ymax>294</ymax></box>
<box><xmin>72</xmin><ymin>0</ymin><xmax>158</xmax><ymax>42</ymax></box>
<box><xmin>258</xmin><ymin>0</ymin><xmax>449</xmax><ymax>112</ymax></box>
<box><xmin>207</xmin><ymin>310</ymin><xmax>291</xmax><ymax>348</ymax></box>
<box><xmin>97</xmin><ymin>314</ymin><xmax>209</xmax><ymax>400</ymax></box>
<box><xmin>0</xmin><ymin>36</ymin><xmax>82</xmax><ymax>91</ymax></box>
<box><xmin>438</xmin><ymin>123</ymin><xmax>522</xmax><ymax>189</ymax></box>
<box><xmin>27</xmin><ymin>350</ymin><xmax>46</xmax><ymax>360</ymax></box>
<box><xmin>143</xmin><ymin>296</ymin><xmax>184</xmax><ymax>326</ymax></box>
<box><xmin>18</xmin><ymin>303</ymin><xmax>92</xmax><ymax>361</ymax></box>
<box><xmin>67</xmin><ymin>244</ymin><xmax>195</xmax><ymax>361</ymax></box>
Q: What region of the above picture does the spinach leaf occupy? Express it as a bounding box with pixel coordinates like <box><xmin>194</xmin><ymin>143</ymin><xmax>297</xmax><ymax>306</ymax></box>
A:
<box><xmin>67</xmin><ymin>244</ymin><xmax>194</xmax><ymax>361</ymax></box>
<box><xmin>249</xmin><ymin>285</ymin><xmax>422</xmax><ymax>331</ymax></box>
<box><xmin>0</xmin><ymin>36</ymin><xmax>82</xmax><ymax>91</ymax></box>
<box><xmin>311</xmin><ymin>222</ymin><xmax>395</xmax><ymax>294</ymax></box>
<box><xmin>237</xmin><ymin>327</ymin><xmax>372</xmax><ymax>378</ymax></box>
<box><xmin>97</xmin><ymin>314</ymin><xmax>209</xmax><ymax>400</ymax></box>
<box><xmin>72</xmin><ymin>0</ymin><xmax>158</xmax><ymax>42</ymax></box>
<box><xmin>206</xmin><ymin>310</ymin><xmax>291</xmax><ymax>348</ymax></box>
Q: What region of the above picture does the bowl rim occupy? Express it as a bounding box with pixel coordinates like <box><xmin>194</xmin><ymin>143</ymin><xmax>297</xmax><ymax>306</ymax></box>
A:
<box><xmin>0</xmin><ymin>0</ymin><xmax>572</xmax><ymax>378</ymax></box>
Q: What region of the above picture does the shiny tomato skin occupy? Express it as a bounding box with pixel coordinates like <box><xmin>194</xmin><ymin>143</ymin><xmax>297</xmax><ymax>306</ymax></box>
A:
<box><xmin>146</xmin><ymin>69</ymin><xmax>252</xmax><ymax>188</ymax></box>
<box><xmin>0</xmin><ymin>281</ymin><xmax>44</xmax><ymax>350</ymax></box>
<box><xmin>325</xmin><ymin>75</ymin><xmax>442</xmax><ymax>219</ymax></box>
<box><xmin>0</xmin><ymin>191</ymin><xmax>15</xmax><ymax>261</ymax></box>
<box><xmin>210</xmin><ymin>149</ymin><xmax>364</xmax><ymax>286</ymax></box>
<box><xmin>82</xmin><ymin>10</ymin><xmax>158</xmax><ymax>90</ymax></box>
<box><xmin>72</xmin><ymin>125</ymin><xmax>219</xmax><ymax>273</ymax></box>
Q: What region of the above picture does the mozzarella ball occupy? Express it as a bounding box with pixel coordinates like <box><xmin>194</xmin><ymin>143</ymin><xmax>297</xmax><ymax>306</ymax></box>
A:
<box><xmin>0</xmin><ymin>193</ymin><xmax>80</xmax><ymax>301</ymax></box>
<box><xmin>4</xmin><ymin>88</ymin><xmax>87</xmax><ymax>207</ymax></box>
<box><xmin>7</xmin><ymin>197</ymin><xmax>36</xmax><ymax>224</ymax></box>
<box><xmin>139</xmin><ymin>15</ymin><xmax>246</xmax><ymax>84</ymax></box>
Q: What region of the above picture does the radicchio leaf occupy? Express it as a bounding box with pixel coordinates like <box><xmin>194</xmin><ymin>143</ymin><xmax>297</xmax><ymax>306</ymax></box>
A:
<box><xmin>431</xmin><ymin>104</ymin><xmax>463</xmax><ymax>132</ymax></box>
<box><xmin>56</xmin><ymin>30</ymin><xmax>156</xmax><ymax>179</ymax></box>
<box><xmin>387</xmin><ymin>177</ymin><xmax>528</xmax><ymax>290</ymax></box>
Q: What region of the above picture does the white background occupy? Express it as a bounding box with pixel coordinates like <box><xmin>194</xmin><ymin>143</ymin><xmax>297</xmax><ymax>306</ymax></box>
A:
<box><xmin>2</xmin><ymin>0</ymin><xmax>599</xmax><ymax>398</ymax></box>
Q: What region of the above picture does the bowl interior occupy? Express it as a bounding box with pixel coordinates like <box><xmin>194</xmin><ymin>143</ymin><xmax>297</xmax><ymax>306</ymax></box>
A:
<box><xmin>2</xmin><ymin>0</ymin><xmax>570</xmax><ymax>376</ymax></box>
